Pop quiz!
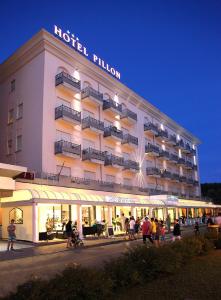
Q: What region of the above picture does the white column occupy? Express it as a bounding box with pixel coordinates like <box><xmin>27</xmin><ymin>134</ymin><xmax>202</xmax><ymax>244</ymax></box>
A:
<box><xmin>71</xmin><ymin>205</ymin><xmax>78</xmax><ymax>224</ymax></box>
<box><xmin>149</xmin><ymin>208</ymin><xmax>153</xmax><ymax>218</ymax></box>
<box><xmin>107</xmin><ymin>206</ymin><xmax>112</xmax><ymax>226</ymax></box>
<box><xmin>163</xmin><ymin>207</ymin><xmax>168</xmax><ymax>221</ymax></box>
<box><xmin>96</xmin><ymin>206</ymin><xmax>102</xmax><ymax>222</ymax></box>
<box><xmin>175</xmin><ymin>207</ymin><xmax>179</xmax><ymax>219</ymax></box>
<box><xmin>186</xmin><ymin>208</ymin><xmax>189</xmax><ymax>225</ymax></box>
<box><xmin>131</xmin><ymin>206</ymin><xmax>136</xmax><ymax>219</ymax></box>
<box><xmin>76</xmin><ymin>204</ymin><xmax>82</xmax><ymax>237</ymax></box>
<box><xmin>32</xmin><ymin>203</ymin><xmax>38</xmax><ymax>243</ymax></box>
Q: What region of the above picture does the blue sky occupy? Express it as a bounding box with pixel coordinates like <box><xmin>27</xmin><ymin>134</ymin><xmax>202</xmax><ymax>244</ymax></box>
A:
<box><xmin>1</xmin><ymin>0</ymin><xmax>220</xmax><ymax>182</ymax></box>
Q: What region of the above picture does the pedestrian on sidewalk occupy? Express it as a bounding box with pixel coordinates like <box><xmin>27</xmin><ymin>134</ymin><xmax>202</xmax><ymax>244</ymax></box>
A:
<box><xmin>66</xmin><ymin>220</ymin><xmax>73</xmax><ymax>248</ymax></box>
<box><xmin>142</xmin><ymin>217</ymin><xmax>153</xmax><ymax>244</ymax></box>
<box><xmin>7</xmin><ymin>219</ymin><xmax>16</xmax><ymax>251</ymax></box>
<box><xmin>172</xmin><ymin>219</ymin><xmax>181</xmax><ymax>241</ymax></box>
<box><xmin>160</xmin><ymin>220</ymin><xmax>166</xmax><ymax>243</ymax></box>
<box><xmin>129</xmin><ymin>216</ymin><xmax>135</xmax><ymax>240</ymax></box>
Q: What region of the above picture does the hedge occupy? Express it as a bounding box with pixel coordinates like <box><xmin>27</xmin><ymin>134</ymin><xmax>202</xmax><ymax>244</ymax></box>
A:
<box><xmin>3</xmin><ymin>236</ymin><xmax>213</xmax><ymax>300</ymax></box>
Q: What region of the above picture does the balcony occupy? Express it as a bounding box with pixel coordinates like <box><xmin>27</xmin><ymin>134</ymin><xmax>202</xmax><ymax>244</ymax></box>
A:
<box><xmin>82</xmin><ymin>116</ymin><xmax>104</xmax><ymax>134</ymax></box>
<box><xmin>120</xmin><ymin>108</ymin><xmax>137</xmax><ymax>125</ymax></box>
<box><xmin>123</xmin><ymin>160</ymin><xmax>140</xmax><ymax>172</ymax></box>
<box><xmin>168</xmin><ymin>134</ymin><xmax>177</xmax><ymax>145</ymax></box>
<box><xmin>175</xmin><ymin>139</ymin><xmax>185</xmax><ymax>149</ymax></box>
<box><xmin>54</xmin><ymin>140</ymin><xmax>81</xmax><ymax>158</ymax></box>
<box><xmin>171</xmin><ymin>173</ymin><xmax>180</xmax><ymax>182</ymax></box>
<box><xmin>144</xmin><ymin>122</ymin><xmax>159</xmax><ymax>136</ymax></box>
<box><xmin>183</xmin><ymin>143</ymin><xmax>192</xmax><ymax>154</ymax></box>
<box><xmin>191</xmin><ymin>148</ymin><xmax>196</xmax><ymax>156</ymax></box>
<box><xmin>122</xmin><ymin>133</ymin><xmax>138</xmax><ymax>148</ymax></box>
<box><xmin>193</xmin><ymin>180</ymin><xmax>199</xmax><ymax>186</ymax></box>
<box><xmin>186</xmin><ymin>178</ymin><xmax>194</xmax><ymax>185</ymax></box>
<box><xmin>103</xmin><ymin>126</ymin><xmax>123</xmax><ymax>141</ymax></box>
<box><xmin>177</xmin><ymin>157</ymin><xmax>186</xmax><ymax>166</ymax></box>
<box><xmin>155</xmin><ymin>129</ymin><xmax>169</xmax><ymax>142</ymax></box>
<box><xmin>105</xmin><ymin>154</ymin><xmax>124</xmax><ymax>168</ymax></box>
<box><xmin>81</xmin><ymin>86</ymin><xmax>103</xmax><ymax>106</ymax></box>
<box><xmin>159</xmin><ymin>150</ymin><xmax>170</xmax><ymax>160</ymax></box>
<box><xmin>146</xmin><ymin>167</ymin><xmax>161</xmax><ymax>178</ymax></box>
<box><xmin>192</xmin><ymin>164</ymin><xmax>198</xmax><ymax>171</ymax></box>
<box><xmin>55</xmin><ymin>105</ymin><xmax>81</xmax><ymax>126</ymax></box>
<box><xmin>82</xmin><ymin>148</ymin><xmax>106</xmax><ymax>164</ymax></box>
<box><xmin>179</xmin><ymin>176</ymin><xmax>187</xmax><ymax>183</ymax></box>
<box><xmin>161</xmin><ymin>170</ymin><xmax>172</xmax><ymax>180</ymax></box>
<box><xmin>170</xmin><ymin>153</ymin><xmax>179</xmax><ymax>163</ymax></box>
<box><xmin>185</xmin><ymin>160</ymin><xmax>193</xmax><ymax>169</ymax></box>
<box><xmin>55</xmin><ymin>72</ymin><xmax>81</xmax><ymax>93</ymax></box>
<box><xmin>145</xmin><ymin>143</ymin><xmax>160</xmax><ymax>156</ymax></box>
<box><xmin>103</xmin><ymin>98</ymin><xmax>122</xmax><ymax>116</ymax></box>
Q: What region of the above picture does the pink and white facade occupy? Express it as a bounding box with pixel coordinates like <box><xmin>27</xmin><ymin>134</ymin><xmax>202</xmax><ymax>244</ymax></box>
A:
<box><xmin>0</xmin><ymin>27</ymin><xmax>214</xmax><ymax>242</ymax></box>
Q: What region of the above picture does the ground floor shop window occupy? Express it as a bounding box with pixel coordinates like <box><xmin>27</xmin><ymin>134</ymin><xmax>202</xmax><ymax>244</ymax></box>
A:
<box><xmin>9</xmin><ymin>208</ymin><xmax>23</xmax><ymax>224</ymax></box>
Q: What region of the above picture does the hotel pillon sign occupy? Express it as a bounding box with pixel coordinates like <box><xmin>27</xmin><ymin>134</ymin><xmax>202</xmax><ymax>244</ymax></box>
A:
<box><xmin>54</xmin><ymin>25</ymin><xmax>121</xmax><ymax>80</ymax></box>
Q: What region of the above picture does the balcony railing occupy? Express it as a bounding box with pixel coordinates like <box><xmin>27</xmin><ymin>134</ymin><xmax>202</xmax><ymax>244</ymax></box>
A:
<box><xmin>176</xmin><ymin>139</ymin><xmax>185</xmax><ymax>149</ymax></box>
<box><xmin>82</xmin><ymin>116</ymin><xmax>104</xmax><ymax>132</ymax></box>
<box><xmin>193</xmin><ymin>180</ymin><xmax>199</xmax><ymax>186</ymax></box>
<box><xmin>193</xmin><ymin>164</ymin><xmax>198</xmax><ymax>171</ymax></box>
<box><xmin>170</xmin><ymin>153</ymin><xmax>179</xmax><ymax>163</ymax></box>
<box><xmin>55</xmin><ymin>72</ymin><xmax>81</xmax><ymax>90</ymax></box>
<box><xmin>122</xmin><ymin>134</ymin><xmax>138</xmax><ymax>146</ymax></box>
<box><xmin>104</xmin><ymin>126</ymin><xmax>123</xmax><ymax>140</ymax></box>
<box><xmin>184</xmin><ymin>143</ymin><xmax>192</xmax><ymax>153</ymax></box>
<box><xmin>179</xmin><ymin>176</ymin><xmax>187</xmax><ymax>183</ymax></box>
<box><xmin>159</xmin><ymin>150</ymin><xmax>170</xmax><ymax>160</ymax></box>
<box><xmin>81</xmin><ymin>86</ymin><xmax>103</xmax><ymax>104</ymax></box>
<box><xmin>146</xmin><ymin>167</ymin><xmax>161</xmax><ymax>177</ymax></box>
<box><xmin>168</xmin><ymin>134</ymin><xmax>177</xmax><ymax>145</ymax></box>
<box><xmin>185</xmin><ymin>161</ymin><xmax>193</xmax><ymax>169</ymax></box>
<box><xmin>171</xmin><ymin>173</ymin><xmax>180</xmax><ymax>181</ymax></box>
<box><xmin>124</xmin><ymin>160</ymin><xmax>140</xmax><ymax>171</ymax></box>
<box><xmin>161</xmin><ymin>170</ymin><xmax>172</xmax><ymax>179</ymax></box>
<box><xmin>178</xmin><ymin>157</ymin><xmax>186</xmax><ymax>165</ymax></box>
<box><xmin>156</xmin><ymin>129</ymin><xmax>169</xmax><ymax>140</ymax></box>
<box><xmin>103</xmin><ymin>98</ymin><xmax>122</xmax><ymax>114</ymax></box>
<box><xmin>121</xmin><ymin>108</ymin><xmax>137</xmax><ymax>122</ymax></box>
<box><xmin>145</xmin><ymin>143</ymin><xmax>160</xmax><ymax>155</ymax></box>
<box><xmin>55</xmin><ymin>105</ymin><xmax>81</xmax><ymax>124</ymax></box>
<box><xmin>186</xmin><ymin>178</ymin><xmax>194</xmax><ymax>185</ymax></box>
<box><xmin>191</xmin><ymin>148</ymin><xmax>196</xmax><ymax>155</ymax></box>
<box><xmin>144</xmin><ymin>122</ymin><xmax>159</xmax><ymax>135</ymax></box>
<box><xmin>55</xmin><ymin>140</ymin><xmax>81</xmax><ymax>157</ymax></box>
<box><xmin>105</xmin><ymin>154</ymin><xmax>124</xmax><ymax>167</ymax></box>
<box><xmin>82</xmin><ymin>148</ymin><xmax>106</xmax><ymax>163</ymax></box>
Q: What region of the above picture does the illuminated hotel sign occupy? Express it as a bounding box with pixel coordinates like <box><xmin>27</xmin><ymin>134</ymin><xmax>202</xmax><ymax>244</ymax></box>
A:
<box><xmin>53</xmin><ymin>25</ymin><xmax>121</xmax><ymax>80</ymax></box>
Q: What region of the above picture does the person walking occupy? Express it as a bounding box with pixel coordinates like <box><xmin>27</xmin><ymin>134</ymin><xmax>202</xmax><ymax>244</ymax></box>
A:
<box><xmin>7</xmin><ymin>219</ymin><xmax>16</xmax><ymax>251</ymax></box>
<box><xmin>151</xmin><ymin>217</ymin><xmax>156</xmax><ymax>241</ymax></box>
<box><xmin>160</xmin><ymin>220</ymin><xmax>166</xmax><ymax>243</ymax></box>
<box><xmin>142</xmin><ymin>217</ymin><xmax>153</xmax><ymax>244</ymax></box>
<box><xmin>129</xmin><ymin>216</ymin><xmax>135</xmax><ymax>240</ymax></box>
<box><xmin>66</xmin><ymin>220</ymin><xmax>73</xmax><ymax>248</ymax></box>
<box><xmin>166</xmin><ymin>214</ymin><xmax>171</xmax><ymax>233</ymax></box>
<box><xmin>172</xmin><ymin>219</ymin><xmax>181</xmax><ymax>241</ymax></box>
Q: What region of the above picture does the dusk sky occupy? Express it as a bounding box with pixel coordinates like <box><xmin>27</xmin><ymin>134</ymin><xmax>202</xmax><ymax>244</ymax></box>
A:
<box><xmin>1</xmin><ymin>0</ymin><xmax>220</xmax><ymax>183</ymax></box>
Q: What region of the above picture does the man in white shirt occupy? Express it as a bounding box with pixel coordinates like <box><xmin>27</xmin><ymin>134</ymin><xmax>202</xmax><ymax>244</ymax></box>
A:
<box><xmin>129</xmin><ymin>216</ymin><xmax>136</xmax><ymax>240</ymax></box>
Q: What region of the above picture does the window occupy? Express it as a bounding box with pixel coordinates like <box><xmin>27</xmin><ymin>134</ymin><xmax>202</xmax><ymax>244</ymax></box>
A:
<box><xmin>106</xmin><ymin>174</ymin><xmax>115</xmax><ymax>183</ymax></box>
<box><xmin>9</xmin><ymin>208</ymin><xmax>23</xmax><ymax>224</ymax></box>
<box><xmin>84</xmin><ymin>171</ymin><xmax>96</xmax><ymax>180</ymax></box>
<box><xmin>16</xmin><ymin>135</ymin><xmax>22</xmax><ymax>152</ymax></box>
<box><xmin>56</xmin><ymin>165</ymin><xmax>71</xmax><ymax>177</ymax></box>
<box><xmin>8</xmin><ymin>109</ymin><xmax>14</xmax><ymax>124</ymax></box>
<box><xmin>11</xmin><ymin>79</ymin><xmax>15</xmax><ymax>92</ymax></box>
<box><xmin>7</xmin><ymin>139</ymin><xmax>12</xmax><ymax>155</ymax></box>
<box><xmin>17</xmin><ymin>103</ymin><xmax>23</xmax><ymax>119</ymax></box>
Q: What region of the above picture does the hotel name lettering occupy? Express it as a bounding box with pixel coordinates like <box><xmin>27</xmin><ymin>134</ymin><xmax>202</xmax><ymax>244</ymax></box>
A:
<box><xmin>54</xmin><ymin>25</ymin><xmax>121</xmax><ymax>80</ymax></box>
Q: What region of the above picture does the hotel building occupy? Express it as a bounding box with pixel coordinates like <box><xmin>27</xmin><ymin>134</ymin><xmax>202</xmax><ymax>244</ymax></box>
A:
<box><xmin>0</xmin><ymin>27</ymin><xmax>217</xmax><ymax>242</ymax></box>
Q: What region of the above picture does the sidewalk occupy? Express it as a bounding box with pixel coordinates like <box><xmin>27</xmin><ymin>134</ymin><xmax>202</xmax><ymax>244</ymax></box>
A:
<box><xmin>0</xmin><ymin>225</ymin><xmax>204</xmax><ymax>261</ymax></box>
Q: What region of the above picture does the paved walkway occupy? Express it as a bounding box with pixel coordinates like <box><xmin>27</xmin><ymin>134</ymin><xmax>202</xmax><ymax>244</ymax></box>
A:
<box><xmin>0</xmin><ymin>225</ymin><xmax>205</xmax><ymax>298</ymax></box>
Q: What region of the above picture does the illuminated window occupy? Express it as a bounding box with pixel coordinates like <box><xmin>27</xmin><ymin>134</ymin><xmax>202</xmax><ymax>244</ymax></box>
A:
<box><xmin>8</xmin><ymin>109</ymin><xmax>14</xmax><ymax>124</ymax></box>
<box><xmin>9</xmin><ymin>208</ymin><xmax>23</xmax><ymax>224</ymax></box>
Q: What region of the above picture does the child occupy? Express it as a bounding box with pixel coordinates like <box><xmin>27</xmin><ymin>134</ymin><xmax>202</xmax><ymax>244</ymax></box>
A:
<box><xmin>160</xmin><ymin>220</ymin><xmax>166</xmax><ymax>243</ymax></box>
<box><xmin>194</xmin><ymin>222</ymin><xmax>200</xmax><ymax>236</ymax></box>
